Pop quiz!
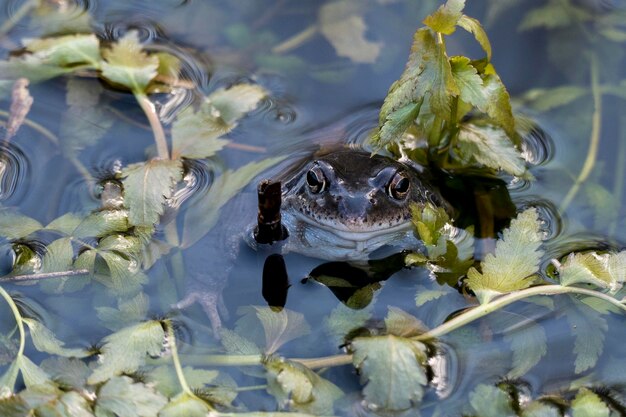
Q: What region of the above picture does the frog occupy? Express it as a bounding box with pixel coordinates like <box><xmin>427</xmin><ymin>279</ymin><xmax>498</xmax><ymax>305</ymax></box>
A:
<box><xmin>176</xmin><ymin>148</ymin><xmax>451</xmax><ymax>336</ymax></box>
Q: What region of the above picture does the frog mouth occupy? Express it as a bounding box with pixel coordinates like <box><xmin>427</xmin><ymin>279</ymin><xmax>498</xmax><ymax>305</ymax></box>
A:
<box><xmin>290</xmin><ymin>211</ymin><xmax>414</xmax><ymax>242</ymax></box>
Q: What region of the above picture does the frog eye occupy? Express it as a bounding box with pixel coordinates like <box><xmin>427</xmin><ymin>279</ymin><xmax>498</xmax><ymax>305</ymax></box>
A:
<box><xmin>306</xmin><ymin>165</ymin><xmax>327</xmax><ymax>194</ymax></box>
<box><xmin>387</xmin><ymin>172</ymin><xmax>410</xmax><ymax>200</ymax></box>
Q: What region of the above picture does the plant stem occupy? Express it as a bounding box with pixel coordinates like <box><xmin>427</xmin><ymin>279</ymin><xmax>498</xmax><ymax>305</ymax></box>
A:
<box><xmin>272</xmin><ymin>25</ymin><xmax>318</xmax><ymax>54</ymax></box>
<box><xmin>0</xmin><ymin>285</ymin><xmax>25</xmax><ymax>389</ymax></box>
<box><xmin>166</xmin><ymin>321</ymin><xmax>193</xmax><ymax>396</ymax></box>
<box><xmin>609</xmin><ymin>105</ymin><xmax>626</xmax><ymax>236</ymax></box>
<box><xmin>559</xmin><ymin>54</ymin><xmax>602</xmax><ymax>212</ymax></box>
<box><xmin>0</xmin><ymin>0</ymin><xmax>39</xmax><ymax>39</ymax></box>
<box><xmin>0</xmin><ymin>269</ymin><xmax>89</xmax><ymax>282</ymax></box>
<box><xmin>292</xmin><ymin>354</ymin><xmax>353</xmax><ymax>369</ymax></box>
<box><xmin>414</xmin><ymin>284</ymin><xmax>626</xmax><ymax>341</ymax></box>
<box><xmin>134</xmin><ymin>92</ymin><xmax>169</xmax><ymax>160</ymax></box>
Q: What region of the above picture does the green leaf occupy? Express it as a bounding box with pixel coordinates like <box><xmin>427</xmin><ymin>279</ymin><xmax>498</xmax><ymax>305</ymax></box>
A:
<box><xmin>455</xmin><ymin>123</ymin><xmax>526</xmax><ymax>176</ymax></box>
<box><xmin>519</xmin><ymin>0</ymin><xmax>592</xmax><ymax>31</ymax></box>
<box><xmin>373</xmin><ymin>100</ymin><xmax>423</xmax><ymax>152</ymax></box>
<box><xmin>219</xmin><ymin>328</ymin><xmax>262</xmax><ymax>355</ymax></box>
<box><xmin>468</xmin><ymin>384</ymin><xmax>515</xmax><ymax>417</ymax></box>
<box><xmin>88</xmin><ymin>320</ymin><xmax>165</xmax><ymax>384</ymax></box>
<box><xmin>23</xmin><ymin>318</ymin><xmax>88</xmax><ymax>358</ymax></box>
<box><xmin>41</xmin><ymin>238</ymin><xmax>74</xmax><ymax>273</ymax></box>
<box><xmin>171</xmin><ymin>84</ymin><xmax>267</xmax><ymax>159</ymax></box>
<box><xmin>24</xmin><ymin>34</ymin><xmax>101</xmax><ymax>67</ymax></box>
<box><xmin>457</xmin><ymin>15</ymin><xmax>492</xmax><ymax>59</ymax></box>
<box><xmin>523</xmin><ymin>86</ymin><xmax>588</xmax><ymax>112</ymax></box>
<box><xmin>46</xmin><ymin>213</ymin><xmax>83</xmax><ymax>235</ymax></box>
<box><xmin>0</xmin><ymin>210</ymin><xmax>43</xmax><ymax>239</ymax></box>
<box><xmin>384</xmin><ymin>307</ymin><xmax>427</xmax><ymax>338</ymax></box>
<box><xmin>96</xmin><ymin>292</ymin><xmax>149</xmax><ymax>331</ymax></box>
<box><xmin>351</xmin><ymin>335</ymin><xmax>428</xmax><ymax>411</ymax></box>
<box><xmin>318</xmin><ymin>1</ymin><xmax>382</xmax><ymax>63</ymax></box>
<box><xmin>324</xmin><ymin>303</ymin><xmax>372</xmax><ymax>346</ymax></box>
<box><xmin>17</xmin><ymin>356</ymin><xmax>52</xmax><ymax>388</ymax></box>
<box><xmin>95</xmin><ymin>376</ymin><xmax>167</xmax><ymax>417</ymax></box>
<box><xmin>0</xmin><ymin>360</ymin><xmax>20</xmax><ymax>393</ymax></box>
<box><xmin>450</xmin><ymin>56</ymin><xmax>486</xmax><ymax>113</ymax></box>
<box><xmin>101</xmin><ymin>31</ymin><xmax>159</xmax><ymax>92</ymax></box>
<box><xmin>423</xmin><ymin>0</ymin><xmax>465</xmax><ymax>35</ymax></box>
<box><xmin>570</xmin><ymin>388</ymin><xmax>610</xmax><ymax>417</ymax></box>
<box><xmin>248</xmin><ymin>307</ymin><xmax>311</xmax><ymax>354</ymax></box>
<box><xmin>147</xmin><ymin>366</ymin><xmax>218</xmax><ymax>398</ymax></box>
<box><xmin>521</xmin><ymin>401</ymin><xmax>561</xmax><ymax>417</ymax></box>
<box><xmin>264</xmin><ymin>357</ymin><xmax>343</xmax><ymax>415</ymax></box>
<box><xmin>40</xmin><ymin>357</ymin><xmax>90</xmax><ymax>391</ymax></box>
<box><xmin>182</xmin><ymin>157</ymin><xmax>283</xmax><ymax>248</ymax></box>
<box><xmin>73</xmin><ymin>210</ymin><xmax>130</xmax><ymax>238</ymax></box>
<box><xmin>504</xmin><ymin>321</ymin><xmax>547</xmax><ymax>378</ymax></box>
<box><xmin>121</xmin><ymin>158</ymin><xmax>183</xmax><ymax>228</ymax></box>
<box><xmin>414</xmin><ymin>286</ymin><xmax>450</xmax><ymax>307</ymax></box>
<box><xmin>158</xmin><ymin>392</ymin><xmax>211</xmax><ymax>417</ymax></box>
<box><xmin>467</xmin><ymin>208</ymin><xmax>543</xmax><ymax>303</ymax></box>
<box><xmin>566</xmin><ymin>300</ymin><xmax>607</xmax><ymax>374</ymax></box>
<box><xmin>558</xmin><ymin>251</ymin><xmax>626</xmax><ymax>293</ymax></box>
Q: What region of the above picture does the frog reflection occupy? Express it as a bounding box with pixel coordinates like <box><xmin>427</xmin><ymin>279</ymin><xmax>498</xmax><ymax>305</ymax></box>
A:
<box><xmin>178</xmin><ymin>148</ymin><xmax>452</xmax><ymax>334</ymax></box>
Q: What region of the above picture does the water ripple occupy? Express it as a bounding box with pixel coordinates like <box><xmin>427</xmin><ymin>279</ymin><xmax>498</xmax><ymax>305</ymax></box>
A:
<box><xmin>0</xmin><ymin>141</ymin><xmax>29</xmax><ymax>204</ymax></box>
<box><xmin>515</xmin><ymin>198</ymin><xmax>563</xmax><ymax>241</ymax></box>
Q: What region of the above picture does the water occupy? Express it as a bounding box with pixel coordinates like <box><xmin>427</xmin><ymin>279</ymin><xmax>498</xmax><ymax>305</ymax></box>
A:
<box><xmin>0</xmin><ymin>0</ymin><xmax>625</xmax><ymax>415</ymax></box>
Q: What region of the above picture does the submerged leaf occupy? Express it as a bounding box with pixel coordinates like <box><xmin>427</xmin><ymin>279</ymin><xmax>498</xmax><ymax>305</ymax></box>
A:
<box><xmin>0</xmin><ymin>211</ymin><xmax>43</xmax><ymax>239</ymax></box>
<box><xmin>566</xmin><ymin>299</ymin><xmax>607</xmax><ymax>374</ymax></box>
<box><xmin>255</xmin><ymin>307</ymin><xmax>311</xmax><ymax>354</ymax></box>
<box><xmin>95</xmin><ymin>375</ymin><xmax>167</xmax><ymax>417</ymax></box>
<box><xmin>384</xmin><ymin>307</ymin><xmax>427</xmax><ymax>338</ymax></box>
<box><xmin>467</xmin><ymin>208</ymin><xmax>543</xmax><ymax>303</ymax></box>
<box><xmin>101</xmin><ymin>31</ymin><xmax>159</xmax><ymax>92</ymax></box>
<box><xmin>319</xmin><ymin>1</ymin><xmax>382</xmax><ymax>64</ymax></box>
<box><xmin>468</xmin><ymin>384</ymin><xmax>515</xmax><ymax>417</ymax></box>
<box><xmin>88</xmin><ymin>320</ymin><xmax>165</xmax><ymax>384</ymax></box>
<box><xmin>122</xmin><ymin>158</ymin><xmax>183</xmax><ymax>228</ymax></box>
<box><xmin>504</xmin><ymin>321</ymin><xmax>547</xmax><ymax>378</ymax></box>
<box><xmin>351</xmin><ymin>335</ymin><xmax>428</xmax><ymax>411</ymax></box>
<box><xmin>147</xmin><ymin>366</ymin><xmax>218</xmax><ymax>398</ymax></box>
<box><xmin>23</xmin><ymin>319</ymin><xmax>88</xmax><ymax>358</ymax></box>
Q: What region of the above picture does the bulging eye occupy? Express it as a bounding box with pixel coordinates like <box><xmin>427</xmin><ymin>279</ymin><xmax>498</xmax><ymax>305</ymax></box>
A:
<box><xmin>387</xmin><ymin>171</ymin><xmax>410</xmax><ymax>200</ymax></box>
<box><xmin>306</xmin><ymin>164</ymin><xmax>326</xmax><ymax>194</ymax></box>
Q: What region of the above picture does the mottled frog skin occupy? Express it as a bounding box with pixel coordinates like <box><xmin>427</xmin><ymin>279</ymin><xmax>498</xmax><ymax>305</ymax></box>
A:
<box><xmin>179</xmin><ymin>148</ymin><xmax>449</xmax><ymax>334</ymax></box>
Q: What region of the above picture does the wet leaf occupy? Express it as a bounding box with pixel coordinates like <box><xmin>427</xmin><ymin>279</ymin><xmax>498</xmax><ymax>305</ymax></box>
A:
<box><xmin>41</xmin><ymin>238</ymin><xmax>74</xmax><ymax>273</ymax></box>
<box><xmin>351</xmin><ymin>335</ymin><xmax>428</xmax><ymax>411</ymax></box>
<box><xmin>182</xmin><ymin>157</ymin><xmax>283</xmax><ymax>248</ymax></box>
<box><xmin>40</xmin><ymin>357</ymin><xmax>90</xmax><ymax>391</ymax></box>
<box><xmin>158</xmin><ymin>392</ymin><xmax>210</xmax><ymax>417</ymax></box>
<box><xmin>253</xmin><ymin>307</ymin><xmax>311</xmax><ymax>354</ymax></box>
<box><xmin>414</xmin><ymin>286</ymin><xmax>450</xmax><ymax>307</ymax></box>
<box><xmin>374</xmin><ymin>101</ymin><xmax>423</xmax><ymax>153</ymax></box>
<box><xmin>88</xmin><ymin>320</ymin><xmax>165</xmax><ymax>384</ymax></box>
<box><xmin>46</xmin><ymin>213</ymin><xmax>83</xmax><ymax>235</ymax></box>
<box><xmin>0</xmin><ymin>360</ymin><xmax>20</xmax><ymax>393</ymax></box>
<box><xmin>467</xmin><ymin>208</ymin><xmax>543</xmax><ymax>303</ymax></box>
<box><xmin>94</xmin><ymin>375</ymin><xmax>167</xmax><ymax>417</ymax></box>
<box><xmin>566</xmin><ymin>300</ymin><xmax>607</xmax><ymax>374</ymax></box>
<box><xmin>18</xmin><ymin>356</ymin><xmax>52</xmax><ymax>388</ymax></box>
<box><xmin>147</xmin><ymin>366</ymin><xmax>218</xmax><ymax>398</ymax></box>
<box><xmin>73</xmin><ymin>210</ymin><xmax>129</xmax><ymax>238</ymax></box>
<box><xmin>23</xmin><ymin>318</ymin><xmax>88</xmax><ymax>358</ymax></box>
<box><xmin>457</xmin><ymin>15</ymin><xmax>491</xmax><ymax>59</ymax></box>
<box><xmin>101</xmin><ymin>31</ymin><xmax>159</xmax><ymax>92</ymax></box>
<box><xmin>422</xmin><ymin>0</ymin><xmax>464</xmax><ymax>35</ymax></box>
<box><xmin>171</xmin><ymin>84</ymin><xmax>267</xmax><ymax>159</ymax></box>
<box><xmin>384</xmin><ymin>307</ymin><xmax>427</xmax><ymax>338</ymax></box>
<box><xmin>570</xmin><ymin>388</ymin><xmax>610</xmax><ymax>417</ymax></box>
<box><xmin>96</xmin><ymin>292</ymin><xmax>149</xmax><ymax>331</ymax></box>
<box><xmin>23</xmin><ymin>34</ymin><xmax>101</xmax><ymax>67</ymax></box>
<box><xmin>219</xmin><ymin>328</ymin><xmax>262</xmax><ymax>355</ymax></box>
<box><xmin>455</xmin><ymin>123</ymin><xmax>526</xmax><ymax>176</ymax></box>
<box><xmin>468</xmin><ymin>384</ymin><xmax>515</xmax><ymax>417</ymax></box>
<box><xmin>324</xmin><ymin>303</ymin><xmax>372</xmax><ymax>346</ymax></box>
<box><xmin>122</xmin><ymin>158</ymin><xmax>183</xmax><ymax>228</ymax></box>
<box><xmin>504</xmin><ymin>321</ymin><xmax>547</xmax><ymax>378</ymax></box>
<box><xmin>557</xmin><ymin>251</ymin><xmax>626</xmax><ymax>293</ymax></box>
<box><xmin>521</xmin><ymin>401</ymin><xmax>561</xmax><ymax>417</ymax></box>
<box><xmin>264</xmin><ymin>357</ymin><xmax>343</xmax><ymax>415</ymax></box>
<box><xmin>319</xmin><ymin>1</ymin><xmax>382</xmax><ymax>64</ymax></box>
<box><xmin>0</xmin><ymin>211</ymin><xmax>43</xmax><ymax>239</ymax></box>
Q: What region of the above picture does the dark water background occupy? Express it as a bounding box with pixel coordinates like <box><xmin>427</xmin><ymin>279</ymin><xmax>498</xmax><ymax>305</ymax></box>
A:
<box><xmin>1</xmin><ymin>0</ymin><xmax>626</xmax><ymax>415</ymax></box>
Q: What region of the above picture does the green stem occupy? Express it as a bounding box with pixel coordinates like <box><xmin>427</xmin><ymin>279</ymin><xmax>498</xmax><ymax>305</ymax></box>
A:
<box><xmin>0</xmin><ymin>285</ymin><xmax>25</xmax><ymax>384</ymax></box>
<box><xmin>414</xmin><ymin>284</ymin><xmax>626</xmax><ymax>341</ymax></box>
<box><xmin>272</xmin><ymin>25</ymin><xmax>318</xmax><ymax>54</ymax></box>
<box><xmin>559</xmin><ymin>55</ymin><xmax>602</xmax><ymax>212</ymax></box>
<box><xmin>134</xmin><ymin>92</ymin><xmax>169</xmax><ymax>160</ymax></box>
<box><xmin>166</xmin><ymin>321</ymin><xmax>193</xmax><ymax>397</ymax></box>
<box><xmin>0</xmin><ymin>0</ymin><xmax>39</xmax><ymax>39</ymax></box>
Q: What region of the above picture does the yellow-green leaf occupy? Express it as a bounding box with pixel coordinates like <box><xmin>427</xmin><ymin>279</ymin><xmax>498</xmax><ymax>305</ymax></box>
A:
<box><xmin>101</xmin><ymin>31</ymin><xmax>159</xmax><ymax>92</ymax></box>
<box><xmin>423</xmin><ymin>0</ymin><xmax>465</xmax><ymax>35</ymax></box>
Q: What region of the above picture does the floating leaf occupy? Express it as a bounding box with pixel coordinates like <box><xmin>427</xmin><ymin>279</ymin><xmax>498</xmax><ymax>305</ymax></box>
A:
<box><xmin>558</xmin><ymin>251</ymin><xmax>626</xmax><ymax>293</ymax></box>
<box><xmin>0</xmin><ymin>211</ymin><xmax>43</xmax><ymax>239</ymax></box>
<box><xmin>158</xmin><ymin>392</ymin><xmax>211</xmax><ymax>417</ymax></box>
<box><xmin>122</xmin><ymin>158</ymin><xmax>183</xmax><ymax>228</ymax></box>
<box><xmin>73</xmin><ymin>210</ymin><xmax>129</xmax><ymax>238</ymax></box>
<box><xmin>23</xmin><ymin>34</ymin><xmax>101</xmax><ymax>68</ymax></box>
<box><xmin>455</xmin><ymin>123</ymin><xmax>526</xmax><ymax>176</ymax></box>
<box><xmin>570</xmin><ymin>388</ymin><xmax>610</xmax><ymax>417</ymax></box>
<box><xmin>88</xmin><ymin>320</ymin><xmax>165</xmax><ymax>384</ymax></box>
<box><xmin>171</xmin><ymin>84</ymin><xmax>267</xmax><ymax>159</ymax></box>
<box><xmin>319</xmin><ymin>1</ymin><xmax>382</xmax><ymax>64</ymax></box>
<box><xmin>40</xmin><ymin>357</ymin><xmax>90</xmax><ymax>391</ymax></box>
<box><xmin>249</xmin><ymin>307</ymin><xmax>311</xmax><ymax>354</ymax></box>
<box><xmin>182</xmin><ymin>157</ymin><xmax>283</xmax><ymax>248</ymax></box>
<box><xmin>40</xmin><ymin>238</ymin><xmax>74</xmax><ymax>273</ymax></box>
<box><xmin>384</xmin><ymin>307</ymin><xmax>427</xmax><ymax>338</ymax></box>
<box><xmin>23</xmin><ymin>319</ymin><xmax>88</xmax><ymax>358</ymax></box>
<box><xmin>468</xmin><ymin>384</ymin><xmax>515</xmax><ymax>417</ymax></box>
<box><xmin>96</xmin><ymin>292</ymin><xmax>149</xmax><ymax>331</ymax></box>
<box><xmin>324</xmin><ymin>303</ymin><xmax>372</xmax><ymax>346</ymax></box>
<box><xmin>503</xmin><ymin>321</ymin><xmax>547</xmax><ymax>378</ymax></box>
<box><xmin>423</xmin><ymin>0</ymin><xmax>464</xmax><ymax>35</ymax></box>
<box><xmin>101</xmin><ymin>31</ymin><xmax>159</xmax><ymax>92</ymax></box>
<box><xmin>147</xmin><ymin>366</ymin><xmax>218</xmax><ymax>398</ymax></box>
<box><xmin>467</xmin><ymin>208</ymin><xmax>543</xmax><ymax>303</ymax></box>
<box><xmin>351</xmin><ymin>335</ymin><xmax>428</xmax><ymax>411</ymax></box>
<box><xmin>264</xmin><ymin>357</ymin><xmax>343</xmax><ymax>415</ymax></box>
<box><xmin>566</xmin><ymin>300</ymin><xmax>607</xmax><ymax>374</ymax></box>
<box><xmin>45</xmin><ymin>213</ymin><xmax>83</xmax><ymax>235</ymax></box>
<box><xmin>94</xmin><ymin>376</ymin><xmax>167</xmax><ymax>417</ymax></box>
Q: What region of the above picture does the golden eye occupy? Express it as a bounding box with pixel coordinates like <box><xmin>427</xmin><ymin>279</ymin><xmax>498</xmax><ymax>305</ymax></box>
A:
<box><xmin>306</xmin><ymin>164</ymin><xmax>326</xmax><ymax>194</ymax></box>
<box><xmin>387</xmin><ymin>172</ymin><xmax>410</xmax><ymax>200</ymax></box>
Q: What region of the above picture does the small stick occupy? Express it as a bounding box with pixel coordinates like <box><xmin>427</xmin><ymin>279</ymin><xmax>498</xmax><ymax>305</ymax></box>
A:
<box><xmin>0</xmin><ymin>269</ymin><xmax>90</xmax><ymax>282</ymax></box>
<box><xmin>254</xmin><ymin>180</ymin><xmax>288</xmax><ymax>244</ymax></box>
